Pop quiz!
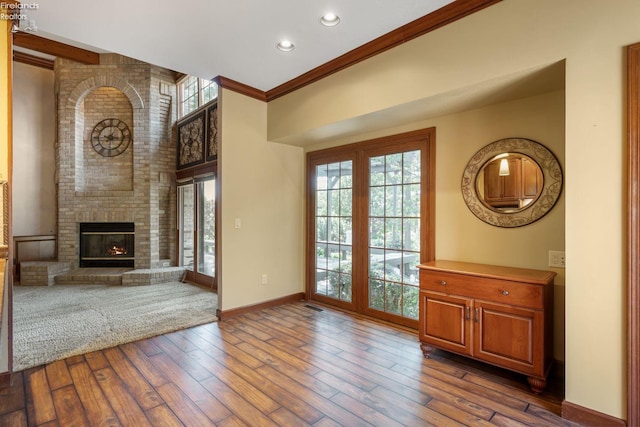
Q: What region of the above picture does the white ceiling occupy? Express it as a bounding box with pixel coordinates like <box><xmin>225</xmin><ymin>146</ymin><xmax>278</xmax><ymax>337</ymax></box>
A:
<box><xmin>21</xmin><ymin>0</ymin><xmax>455</xmax><ymax>91</ymax></box>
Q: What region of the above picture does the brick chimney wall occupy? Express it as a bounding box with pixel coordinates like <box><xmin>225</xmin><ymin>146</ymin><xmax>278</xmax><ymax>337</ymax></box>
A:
<box><xmin>55</xmin><ymin>54</ymin><xmax>177</xmax><ymax>269</ymax></box>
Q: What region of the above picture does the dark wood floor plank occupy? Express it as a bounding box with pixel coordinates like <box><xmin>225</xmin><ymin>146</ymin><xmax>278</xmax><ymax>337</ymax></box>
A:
<box><xmin>0</xmin><ymin>372</ymin><xmax>25</xmax><ymax>416</ymax></box>
<box><xmin>67</xmin><ymin>363</ymin><xmax>119</xmax><ymax>427</ymax></box>
<box><xmin>188</xmin><ymin>350</ymin><xmax>324</xmax><ymax>425</ymax></box>
<box><xmin>133</xmin><ymin>338</ymin><xmax>164</xmax><ymax>357</ymax></box>
<box><xmin>163</xmin><ymin>329</ymin><xmax>201</xmax><ymax>353</ymax></box>
<box><xmin>236</xmin><ymin>340</ymin><xmax>338</xmax><ymax>400</ymax></box>
<box><xmin>393</xmin><ymin>360</ymin><xmax>531</xmax><ymax>411</ymax></box>
<box><xmin>50</xmin><ymin>385</ymin><xmax>90</xmax><ymax>427</ymax></box>
<box><xmin>94</xmin><ymin>367</ymin><xmax>151</xmax><ymax>427</ymax></box>
<box><xmin>187</xmin><ymin>350</ymin><xmax>280</xmax><ymax>414</ymax></box>
<box><xmin>24</xmin><ymin>367</ymin><xmax>56</xmax><ymax>426</ymax></box>
<box><xmin>330</xmin><ymin>392</ymin><xmax>407</xmax><ymax>427</ymax></box>
<box><xmin>63</xmin><ymin>356</ymin><xmax>85</xmax><ymax>367</ymax></box>
<box><xmin>101</xmin><ymin>347</ymin><xmax>163</xmax><ymax>411</ymax></box>
<box><xmin>268</xmin><ymin>407</ymin><xmax>312</xmax><ymax>427</ymax></box>
<box><xmin>526</xmin><ymin>404</ymin><xmax>583</xmax><ymax>427</ymax></box>
<box><xmin>232</xmin><ymin>317</ymin><xmax>306</xmax><ymax>348</ymax></box>
<box><xmin>0</xmin><ymin>409</ymin><xmax>27</xmax><ymax>426</ymax></box>
<box><xmin>426</xmin><ymin>398</ymin><xmax>496</xmax><ymax>426</ymax></box>
<box><xmin>84</xmin><ymin>351</ymin><xmax>110</xmax><ymax>372</ymax></box>
<box><xmin>323</xmin><ymin>372</ymin><xmax>430</xmax><ymax>427</ymax></box>
<box><xmin>200</xmin><ymin>375</ymin><xmax>279</xmax><ymax>427</ymax></box>
<box><xmin>232</xmin><ymin>329</ymin><xmax>321</xmax><ymax>377</ymax></box>
<box><xmin>156</xmin><ymin>383</ymin><xmax>215</xmax><ymax>427</ymax></box>
<box><xmin>119</xmin><ymin>342</ymin><xmax>170</xmax><ymax>388</ymax></box>
<box><xmin>3</xmin><ymin>301</ymin><xmax>573</xmax><ymax>427</ymax></box>
<box><xmin>187</xmin><ymin>326</ymin><xmax>264</xmax><ymax>369</ymax></box>
<box><xmin>149</xmin><ymin>353</ymin><xmax>231</xmax><ymax>423</ymax></box>
<box><xmin>44</xmin><ymin>361</ymin><xmax>72</xmax><ymax>392</ymax></box>
<box><xmin>149</xmin><ymin>335</ymin><xmax>214</xmax><ymax>382</ymax></box>
<box><xmin>490</xmin><ymin>412</ymin><xmax>531</xmax><ymax>427</ymax></box>
<box><xmin>256</xmin><ymin>364</ymin><xmax>373</xmax><ymax>427</ymax></box>
<box><xmin>144</xmin><ymin>404</ymin><xmax>183</xmax><ymax>427</ymax></box>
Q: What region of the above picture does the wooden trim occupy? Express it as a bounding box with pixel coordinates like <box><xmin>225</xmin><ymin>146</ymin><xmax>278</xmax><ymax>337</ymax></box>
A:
<box><xmin>266</xmin><ymin>0</ymin><xmax>502</xmax><ymax>101</ymax></box>
<box><xmin>0</xmin><ymin>371</ymin><xmax>11</xmax><ymax>388</ymax></box>
<box><xmin>214</xmin><ymin>76</ymin><xmax>267</xmax><ymax>102</ymax></box>
<box><xmin>306</xmin><ymin>128</ymin><xmax>435</xmax><ymax>329</ymax></box>
<box><xmin>12</xmin><ymin>51</ymin><xmax>54</xmax><ymax>70</ymax></box>
<box><xmin>216</xmin><ymin>292</ymin><xmax>305</xmax><ymax>320</ymax></box>
<box><xmin>12</xmin><ymin>33</ymin><xmax>99</xmax><ymax>65</ymax></box>
<box><xmin>561</xmin><ymin>401</ymin><xmax>626</xmax><ymax>427</ymax></box>
<box><xmin>628</xmin><ymin>42</ymin><xmax>640</xmax><ymax>427</ymax></box>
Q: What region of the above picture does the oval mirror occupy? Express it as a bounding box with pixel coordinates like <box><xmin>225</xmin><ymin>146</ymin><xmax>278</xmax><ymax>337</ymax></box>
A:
<box><xmin>462</xmin><ymin>138</ymin><xmax>562</xmax><ymax>227</ymax></box>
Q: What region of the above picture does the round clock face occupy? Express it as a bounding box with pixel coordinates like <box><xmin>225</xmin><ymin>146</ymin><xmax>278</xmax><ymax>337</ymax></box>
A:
<box><xmin>91</xmin><ymin>118</ymin><xmax>132</xmax><ymax>157</ymax></box>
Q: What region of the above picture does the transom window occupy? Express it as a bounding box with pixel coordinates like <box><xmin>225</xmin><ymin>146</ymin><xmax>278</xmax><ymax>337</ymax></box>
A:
<box><xmin>178</xmin><ymin>76</ymin><xmax>218</xmax><ymax>118</ymax></box>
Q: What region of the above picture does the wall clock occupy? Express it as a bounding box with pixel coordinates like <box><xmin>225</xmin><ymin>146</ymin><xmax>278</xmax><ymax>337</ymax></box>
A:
<box><xmin>91</xmin><ymin>118</ymin><xmax>132</xmax><ymax>157</ymax></box>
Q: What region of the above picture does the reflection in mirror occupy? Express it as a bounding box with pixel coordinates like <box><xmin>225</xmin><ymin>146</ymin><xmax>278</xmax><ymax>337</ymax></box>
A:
<box><xmin>476</xmin><ymin>153</ymin><xmax>543</xmax><ymax>213</ymax></box>
<box><xmin>461</xmin><ymin>137</ymin><xmax>562</xmax><ymax>228</ymax></box>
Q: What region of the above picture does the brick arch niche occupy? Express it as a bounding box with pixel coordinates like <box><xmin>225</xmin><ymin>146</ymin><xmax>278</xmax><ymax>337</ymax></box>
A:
<box><xmin>55</xmin><ymin>55</ymin><xmax>178</xmax><ymax>270</ymax></box>
<box><xmin>75</xmin><ymin>86</ymin><xmax>135</xmax><ymax>192</ymax></box>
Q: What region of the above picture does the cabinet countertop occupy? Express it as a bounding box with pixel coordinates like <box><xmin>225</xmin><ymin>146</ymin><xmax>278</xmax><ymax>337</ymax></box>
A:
<box><xmin>417</xmin><ymin>260</ymin><xmax>556</xmax><ymax>286</ymax></box>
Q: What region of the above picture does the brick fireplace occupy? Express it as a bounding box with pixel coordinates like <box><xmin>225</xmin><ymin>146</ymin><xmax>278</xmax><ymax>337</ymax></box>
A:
<box><xmin>55</xmin><ymin>54</ymin><xmax>177</xmax><ymax>270</ymax></box>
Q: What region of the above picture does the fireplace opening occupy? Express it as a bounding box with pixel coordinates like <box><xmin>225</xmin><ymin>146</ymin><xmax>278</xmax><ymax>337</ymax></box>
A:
<box><xmin>79</xmin><ymin>222</ymin><xmax>134</xmax><ymax>268</ymax></box>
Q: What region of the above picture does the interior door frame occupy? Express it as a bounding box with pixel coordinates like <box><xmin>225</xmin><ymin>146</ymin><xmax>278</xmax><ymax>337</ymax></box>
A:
<box><xmin>627</xmin><ymin>41</ymin><xmax>640</xmax><ymax>426</ymax></box>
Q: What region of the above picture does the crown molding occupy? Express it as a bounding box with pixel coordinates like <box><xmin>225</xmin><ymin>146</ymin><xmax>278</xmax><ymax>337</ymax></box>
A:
<box><xmin>214</xmin><ymin>76</ymin><xmax>267</xmax><ymax>102</ymax></box>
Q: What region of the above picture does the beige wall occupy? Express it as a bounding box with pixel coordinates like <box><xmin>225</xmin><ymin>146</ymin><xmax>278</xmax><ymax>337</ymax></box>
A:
<box><xmin>12</xmin><ymin>63</ymin><xmax>56</xmax><ymax>237</ymax></box>
<box><xmin>265</xmin><ymin>0</ymin><xmax>636</xmax><ymax>420</ymax></box>
<box><xmin>219</xmin><ymin>89</ymin><xmax>304</xmax><ymax>310</ymax></box>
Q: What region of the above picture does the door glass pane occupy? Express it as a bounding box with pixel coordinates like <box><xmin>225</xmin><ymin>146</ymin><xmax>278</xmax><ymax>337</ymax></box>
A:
<box><xmin>197</xmin><ymin>178</ymin><xmax>216</xmax><ymax>277</ymax></box>
<box><xmin>178</xmin><ymin>184</ymin><xmax>194</xmax><ymax>270</ymax></box>
<box><xmin>314</xmin><ymin>160</ymin><xmax>353</xmax><ymax>302</ymax></box>
<box><xmin>368</xmin><ymin>150</ymin><xmax>421</xmax><ymax>319</ymax></box>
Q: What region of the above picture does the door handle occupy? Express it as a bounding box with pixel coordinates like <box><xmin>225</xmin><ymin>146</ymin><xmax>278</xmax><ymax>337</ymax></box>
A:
<box><xmin>465</xmin><ymin>306</ymin><xmax>470</xmax><ymax>321</ymax></box>
<box><xmin>474</xmin><ymin>308</ymin><xmax>479</xmax><ymax>323</ymax></box>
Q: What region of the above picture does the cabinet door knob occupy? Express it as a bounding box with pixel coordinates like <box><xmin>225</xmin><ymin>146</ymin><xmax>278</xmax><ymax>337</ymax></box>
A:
<box><xmin>440</xmin><ymin>280</ymin><xmax>447</xmax><ymax>286</ymax></box>
<box><xmin>502</xmin><ymin>290</ymin><xmax>509</xmax><ymax>296</ymax></box>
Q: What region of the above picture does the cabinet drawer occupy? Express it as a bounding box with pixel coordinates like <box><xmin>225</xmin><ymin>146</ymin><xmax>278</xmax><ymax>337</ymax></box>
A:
<box><xmin>420</xmin><ymin>270</ymin><xmax>544</xmax><ymax>309</ymax></box>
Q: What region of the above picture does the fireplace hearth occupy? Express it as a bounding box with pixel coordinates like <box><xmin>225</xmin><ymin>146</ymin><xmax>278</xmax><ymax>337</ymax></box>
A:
<box><xmin>79</xmin><ymin>223</ymin><xmax>135</xmax><ymax>268</ymax></box>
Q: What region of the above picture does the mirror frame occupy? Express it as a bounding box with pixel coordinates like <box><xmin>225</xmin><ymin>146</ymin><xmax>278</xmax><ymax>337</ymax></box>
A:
<box><xmin>461</xmin><ymin>137</ymin><xmax>563</xmax><ymax>228</ymax></box>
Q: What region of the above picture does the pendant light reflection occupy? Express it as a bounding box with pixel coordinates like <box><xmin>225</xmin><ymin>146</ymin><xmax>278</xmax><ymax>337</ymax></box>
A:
<box><xmin>498</xmin><ymin>158</ymin><xmax>510</xmax><ymax>176</ymax></box>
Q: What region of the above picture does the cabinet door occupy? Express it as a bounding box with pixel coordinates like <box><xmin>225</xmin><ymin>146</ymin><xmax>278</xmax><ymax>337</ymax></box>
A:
<box><xmin>483</xmin><ymin>159</ymin><xmax>521</xmax><ymax>206</ymax></box>
<box><xmin>473</xmin><ymin>300</ymin><xmax>543</xmax><ymax>376</ymax></box>
<box><xmin>420</xmin><ymin>291</ymin><xmax>472</xmax><ymax>355</ymax></box>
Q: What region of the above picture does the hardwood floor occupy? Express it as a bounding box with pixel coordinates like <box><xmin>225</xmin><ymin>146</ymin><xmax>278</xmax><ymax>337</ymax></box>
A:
<box><xmin>0</xmin><ymin>301</ymin><xmax>579</xmax><ymax>426</ymax></box>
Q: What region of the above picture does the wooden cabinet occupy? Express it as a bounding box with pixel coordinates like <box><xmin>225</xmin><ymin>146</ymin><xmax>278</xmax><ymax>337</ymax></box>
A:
<box><xmin>418</xmin><ymin>260</ymin><xmax>555</xmax><ymax>393</ymax></box>
<box><xmin>483</xmin><ymin>157</ymin><xmax>543</xmax><ymax>208</ymax></box>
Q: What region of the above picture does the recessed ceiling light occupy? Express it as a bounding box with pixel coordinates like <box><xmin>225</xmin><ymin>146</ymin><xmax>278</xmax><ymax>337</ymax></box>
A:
<box><xmin>276</xmin><ymin>40</ymin><xmax>295</xmax><ymax>52</ymax></box>
<box><xmin>320</xmin><ymin>13</ymin><xmax>340</xmax><ymax>27</ymax></box>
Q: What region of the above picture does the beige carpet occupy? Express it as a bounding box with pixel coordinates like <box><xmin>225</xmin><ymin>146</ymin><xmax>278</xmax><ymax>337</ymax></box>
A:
<box><xmin>13</xmin><ymin>282</ymin><xmax>218</xmax><ymax>371</ymax></box>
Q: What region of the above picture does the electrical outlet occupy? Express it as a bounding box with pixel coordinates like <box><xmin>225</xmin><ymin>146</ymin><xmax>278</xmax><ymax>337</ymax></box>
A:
<box><xmin>261</xmin><ymin>274</ymin><xmax>268</xmax><ymax>285</ymax></box>
<box><xmin>548</xmin><ymin>250</ymin><xmax>565</xmax><ymax>268</ymax></box>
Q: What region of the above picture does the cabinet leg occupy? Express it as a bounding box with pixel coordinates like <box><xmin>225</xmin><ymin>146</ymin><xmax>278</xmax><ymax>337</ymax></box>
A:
<box><xmin>527</xmin><ymin>376</ymin><xmax>547</xmax><ymax>394</ymax></box>
<box><xmin>420</xmin><ymin>342</ymin><xmax>434</xmax><ymax>358</ymax></box>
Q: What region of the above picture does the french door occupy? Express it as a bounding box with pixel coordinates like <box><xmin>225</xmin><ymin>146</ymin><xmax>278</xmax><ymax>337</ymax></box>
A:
<box><xmin>307</xmin><ymin>129</ymin><xmax>435</xmax><ymax>328</ymax></box>
<box><xmin>178</xmin><ymin>169</ymin><xmax>217</xmax><ymax>289</ymax></box>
